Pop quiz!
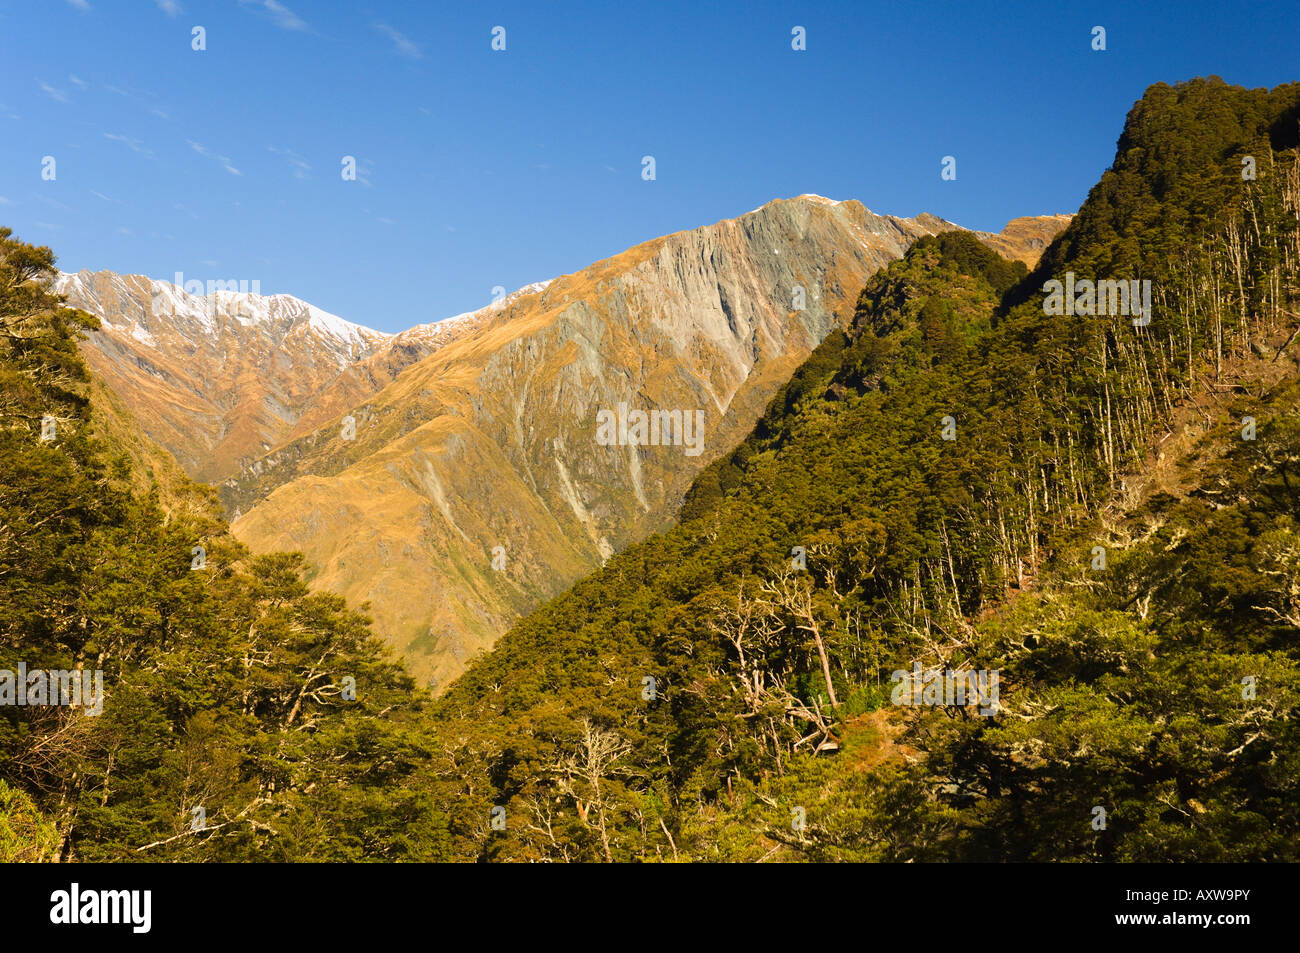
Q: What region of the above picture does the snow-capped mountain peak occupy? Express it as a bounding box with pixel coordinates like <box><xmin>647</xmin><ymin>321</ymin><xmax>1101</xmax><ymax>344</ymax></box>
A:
<box><xmin>54</xmin><ymin>270</ymin><xmax>390</xmax><ymax>357</ymax></box>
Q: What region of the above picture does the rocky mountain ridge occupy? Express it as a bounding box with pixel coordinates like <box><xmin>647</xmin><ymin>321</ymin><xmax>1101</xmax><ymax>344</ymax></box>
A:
<box><xmin>57</xmin><ymin>196</ymin><xmax>1069</xmax><ymax>688</ymax></box>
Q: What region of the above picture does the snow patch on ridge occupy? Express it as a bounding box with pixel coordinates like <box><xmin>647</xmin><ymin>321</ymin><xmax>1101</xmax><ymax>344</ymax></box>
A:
<box><xmin>437</xmin><ymin>279</ymin><xmax>553</xmax><ymax>326</ymax></box>
<box><xmin>303</xmin><ymin>301</ymin><xmax>376</xmax><ymax>347</ymax></box>
<box><xmin>743</xmin><ymin>193</ymin><xmax>847</xmax><ymax>215</ymax></box>
<box><xmin>399</xmin><ymin>279</ymin><xmax>554</xmax><ymax>344</ymax></box>
<box><xmin>54</xmin><ymin>269</ymin><xmax>390</xmax><ymax>358</ymax></box>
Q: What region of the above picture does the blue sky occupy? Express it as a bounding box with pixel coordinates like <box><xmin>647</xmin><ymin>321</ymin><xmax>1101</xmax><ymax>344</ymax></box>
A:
<box><xmin>2</xmin><ymin>0</ymin><xmax>1297</xmax><ymax>333</ymax></box>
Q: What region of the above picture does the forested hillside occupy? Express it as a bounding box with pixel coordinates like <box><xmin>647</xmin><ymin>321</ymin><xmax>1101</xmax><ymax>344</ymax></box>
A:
<box><xmin>426</xmin><ymin>78</ymin><xmax>1300</xmax><ymax>861</ymax></box>
<box><xmin>0</xmin><ymin>228</ymin><xmax>449</xmax><ymax>861</ymax></box>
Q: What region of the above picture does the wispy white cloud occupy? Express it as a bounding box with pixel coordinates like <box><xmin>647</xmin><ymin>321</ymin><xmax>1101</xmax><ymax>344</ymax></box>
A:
<box><xmin>268</xmin><ymin>145</ymin><xmax>311</xmax><ymax>179</ymax></box>
<box><xmin>105</xmin><ymin>83</ymin><xmax>166</xmax><ymax>113</ymax></box>
<box><xmin>39</xmin><ymin>82</ymin><xmax>69</xmax><ymax>103</ymax></box>
<box><xmin>240</xmin><ymin>0</ymin><xmax>307</xmax><ymax>32</ymax></box>
<box><xmin>91</xmin><ymin>190</ymin><xmax>122</xmax><ymax>203</ymax></box>
<box><xmin>66</xmin><ymin>0</ymin><xmax>91</xmax><ymax>12</ymax></box>
<box><xmin>188</xmin><ymin>139</ymin><xmax>241</xmax><ymax>175</ymax></box>
<box><xmin>98</xmin><ymin>82</ymin><xmax>173</xmax><ymax>122</ymax></box>
<box><xmin>373</xmin><ymin>22</ymin><xmax>420</xmax><ymax>59</ymax></box>
<box><xmin>155</xmin><ymin>0</ymin><xmax>181</xmax><ymax>15</ymax></box>
<box><xmin>34</xmin><ymin>194</ymin><xmax>71</xmax><ymax>211</ymax></box>
<box><xmin>67</xmin><ymin>74</ymin><xmax>88</xmax><ymax>89</ymax></box>
<box><xmin>104</xmin><ymin>132</ymin><xmax>156</xmax><ymax>157</ymax></box>
<box><xmin>0</xmin><ymin>196</ymin><xmax>11</xmax><ymax>206</ymax></box>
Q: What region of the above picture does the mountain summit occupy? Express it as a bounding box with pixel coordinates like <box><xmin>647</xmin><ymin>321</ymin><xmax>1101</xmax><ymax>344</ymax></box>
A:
<box><xmin>52</xmin><ymin>271</ymin><xmax>549</xmax><ymax>483</ymax></box>
<box><xmin>55</xmin><ymin>270</ymin><xmax>392</xmax><ymax>482</ymax></box>
<box><xmin>223</xmin><ymin>197</ymin><xmax>1067</xmax><ymax>688</ymax></box>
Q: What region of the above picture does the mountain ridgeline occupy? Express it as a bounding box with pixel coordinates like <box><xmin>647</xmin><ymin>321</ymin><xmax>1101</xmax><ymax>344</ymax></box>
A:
<box><xmin>2</xmin><ymin>76</ymin><xmax>1297</xmax><ymax>862</ymax></box>
<box><xmin>224</xmin><ymin>199</ymin><xmax>1067</xmax><ymax>692</ymax></box>
<box><xmin>52</xmin><ymin>269</ymin><xmax>516</xmax><ymax>484</ymax></box>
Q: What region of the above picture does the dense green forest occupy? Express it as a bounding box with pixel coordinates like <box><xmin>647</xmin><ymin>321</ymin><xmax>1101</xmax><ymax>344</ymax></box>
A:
<box><xmin>427</xmin><ymin>77</ymin><xmax>1300</xmax><ymax>861</ymax></box>
<box><xmin>0</xmin><ymin>227</ymin><xmax>450</xmax><ymax>860</ymax></box>
<box><xmin>2</xmin><ymin>77</ymin><xmax>1298</xmax><ymax>861</ymax></box>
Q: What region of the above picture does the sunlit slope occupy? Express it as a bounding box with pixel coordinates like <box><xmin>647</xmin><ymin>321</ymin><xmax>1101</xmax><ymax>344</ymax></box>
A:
<box><xmin>231</xmin><ymin>196</ymin><xmax>1067</xmax><ymax>688</ymax></box>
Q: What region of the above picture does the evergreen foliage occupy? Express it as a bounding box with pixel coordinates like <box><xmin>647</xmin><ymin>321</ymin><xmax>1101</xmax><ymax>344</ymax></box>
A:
<box><xmin>429</xmin><ymin>78</ymin><xmax>1300</xmax><ymax>861</ymax></box>
<box><xmin>3</xmin><ymin>78</ymin><xmax>1299</xmax><ymax>862</ymax></box>
<box><xmin>0</xmin><ymin>228</ymin><xmax>452</xmax><ymax>861</ymax></box>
